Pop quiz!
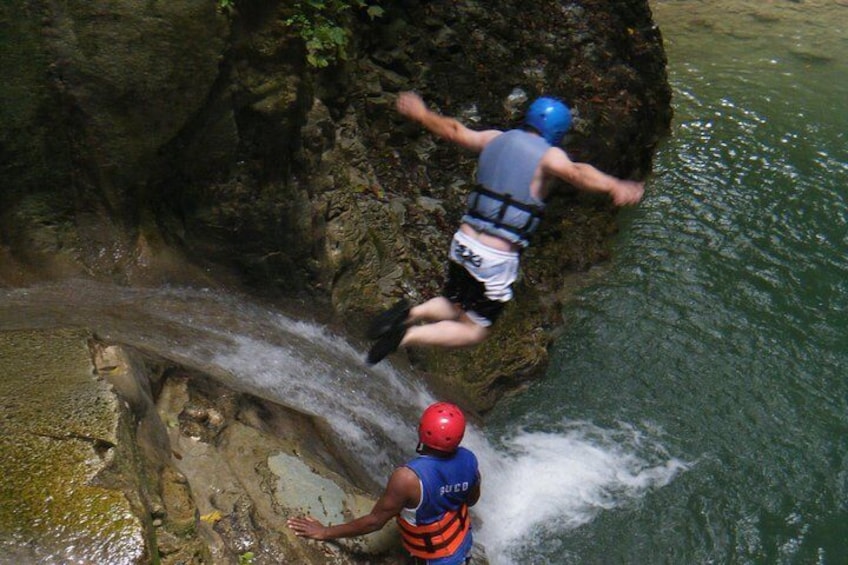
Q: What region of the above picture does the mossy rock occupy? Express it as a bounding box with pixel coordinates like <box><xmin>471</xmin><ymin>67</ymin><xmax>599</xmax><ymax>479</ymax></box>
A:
<box><xmin>0</xmin><ymin>328</ymin><xmax>147</xmax><ymax>563</ymax></box>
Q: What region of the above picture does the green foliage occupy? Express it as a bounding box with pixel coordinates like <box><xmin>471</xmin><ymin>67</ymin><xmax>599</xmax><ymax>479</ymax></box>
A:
<box><xmin>285</xmin><ymin>1</ymin><xmax>384</xmax><ymax>68</ymax></box>
<box><xmin>238</xmin><ymin>552</ymin><xmax>254</xmax><ymax>565</ymax></box>
<box><xmin>218</xmin><ymin>0</ymin><xmax>235</xmax><ymax>14</ymax></box>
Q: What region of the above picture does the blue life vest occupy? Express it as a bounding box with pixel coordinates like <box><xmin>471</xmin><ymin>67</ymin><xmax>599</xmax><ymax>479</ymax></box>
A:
<box><xmin>398</xmin><ymin>447</ymin><xmax>479</xmax><ymax>563</ymax></box>
<box><xmin>461</xmin><ymin>129</ymin><xmax>551</xmax><ymax>248</ymax></box>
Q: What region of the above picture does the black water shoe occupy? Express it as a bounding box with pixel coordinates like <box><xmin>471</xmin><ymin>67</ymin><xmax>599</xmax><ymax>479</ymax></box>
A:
<box><xmin>366</xmin><ymin>298</ymin><xmax>410</xmax><ymax>340</ymax></box>
<box><xmin>366</xmin><ymin>325</ymin><xmax>407</xmax><ymax>365</ymax></box>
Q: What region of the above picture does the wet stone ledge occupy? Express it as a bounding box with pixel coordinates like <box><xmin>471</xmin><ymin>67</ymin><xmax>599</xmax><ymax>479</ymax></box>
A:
<box><xmin>0</xmin><ymin>329</ymin><xmax>413</xmax><ymax>564</ymax></box>
<box><xmin>0</xmin><ymin>328</ymin><xmax>146</xmax><ymax>563</ymax></box>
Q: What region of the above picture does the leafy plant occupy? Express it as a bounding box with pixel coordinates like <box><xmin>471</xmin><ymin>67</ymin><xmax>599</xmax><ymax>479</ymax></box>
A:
<box><xmin>285</xmin><ymin>1</ymin><xmax>384</xmax><ymax>68</ymax></box>
<box><xmin>238</xmin><ymin>552</ymin><xmax>254</xmax><ymax>565</ymax></box>
<box><xmin>218</xmin><ymin>0</ymin><xmax>235</xmax><ymax>14</ymax></box>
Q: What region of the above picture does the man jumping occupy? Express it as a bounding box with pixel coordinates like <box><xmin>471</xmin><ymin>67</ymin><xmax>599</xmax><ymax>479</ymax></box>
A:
<box><xmin>366</xmin><ymin>91</ymin><xmax>644</xmax><ymax>364</ymax></box>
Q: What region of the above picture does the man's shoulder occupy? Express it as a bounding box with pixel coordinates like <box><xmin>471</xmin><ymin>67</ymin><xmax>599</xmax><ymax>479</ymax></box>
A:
<box><xmin>406</xmin><ymin>447</ymin><xmax>477</xmax><ymax>464</ymax></box>
<box><xmin>539</xmin><ymin>144</ymin><xmax>572</xmax><ymax>166</ymax></box>
<box><xmin>488</xmin><ymin>128</ymin><xmax>554</xmax><ymax>150</ymax></box>
<box><xmin>476</xmin><ymin>128</ymin><xmax>505</xmax><ymax>148</ymax></box>
<box><xmin>455</xmin><ymin>446</ymin><xmax>479</xmax><ymax>465</ymax></box>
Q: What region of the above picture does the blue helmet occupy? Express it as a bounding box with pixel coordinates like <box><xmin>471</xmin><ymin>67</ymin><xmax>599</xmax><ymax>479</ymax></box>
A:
<box><xmin>525</xmin><ymin>96</ymin><xmax>572</xmax><ymax>145</ymax></box>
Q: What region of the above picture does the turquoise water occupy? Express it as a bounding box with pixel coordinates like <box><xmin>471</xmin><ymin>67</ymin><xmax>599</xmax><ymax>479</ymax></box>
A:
<box><xmin>487</xmin><ymin>1</ymin><xmax>848</xmax><ymax>562</ymax></box>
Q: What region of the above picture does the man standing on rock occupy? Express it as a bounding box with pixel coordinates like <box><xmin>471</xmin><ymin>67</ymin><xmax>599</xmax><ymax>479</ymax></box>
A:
<box><xmin>287</xmin><ymin>402</ymin><xmax>480</xmax><ymax>564</ymax></box>
<box><xmin>365</xmin><ymin>91</ymin><xmax>645</xmax><ymax>364</ymax></box>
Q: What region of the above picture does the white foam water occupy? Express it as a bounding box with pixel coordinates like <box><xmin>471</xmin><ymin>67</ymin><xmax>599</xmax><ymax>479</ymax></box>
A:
<box><xmin>464</xmin><ymin>422</ymin><xmax>687</xmax><ymax>563</ymax></box>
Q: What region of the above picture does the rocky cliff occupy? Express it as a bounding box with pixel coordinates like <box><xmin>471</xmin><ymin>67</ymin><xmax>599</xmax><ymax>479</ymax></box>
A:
<box><xmin>1</xmin><ymin>0</ymin><xmax>670</xmax><ymax>407</ymax></box>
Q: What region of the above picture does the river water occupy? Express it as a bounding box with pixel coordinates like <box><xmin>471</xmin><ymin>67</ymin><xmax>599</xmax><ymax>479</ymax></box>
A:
<box><xmin>1</xmin><ymin>0</ymin><xmax>846</xmax><ymax>563</ymax></box>
<box><xmin>482</xmin><ymin>1</ymin><xmax>848</xmax><ymax>563</ymax></box>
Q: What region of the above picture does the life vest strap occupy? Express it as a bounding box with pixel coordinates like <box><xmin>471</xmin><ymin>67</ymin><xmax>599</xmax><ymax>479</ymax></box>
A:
<box><xmin>399</xmin><ymin>503</ymin><xmax>466</xmax><ymax>536</ymax></box>
<box><xmin>467</xmin><ymin>185</ymin><xmax>543</xmax><ymax>239</ymax></box>
<box><xmin>398</xmin><ymin>504</ymin><xmax>470</xmax><ymax>559</ymax></box>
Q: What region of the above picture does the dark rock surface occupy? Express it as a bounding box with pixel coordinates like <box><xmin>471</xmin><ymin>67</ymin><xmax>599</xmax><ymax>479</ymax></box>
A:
<box><xmin>1</xmin><ymin>0</ymin><xmax>670</xmax><ymax>407</ymax></box>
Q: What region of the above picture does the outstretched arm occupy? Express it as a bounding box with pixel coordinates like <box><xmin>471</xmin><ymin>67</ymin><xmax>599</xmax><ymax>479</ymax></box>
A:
<box><xmin>396</xmin><ymin>92</ymin><xmax>501</xmax><ymax>153</ymax></box>
<box><xmin>287</xmin><ymin>466</ymin><xmax>420</xmax><ymax>541</ymax></box>
<box><xmin>541</xmin><ymin>148</ymin><xmax>644</xmax><ymax>206</ymax></box>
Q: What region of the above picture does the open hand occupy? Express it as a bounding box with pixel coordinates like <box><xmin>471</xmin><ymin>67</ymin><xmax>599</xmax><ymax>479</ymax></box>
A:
<box><xmin>287</xmin><ymin>516</ymin><xmax>328</xmax><ymax>540</ymax></box>
<box><xmin>396</xmin><ymin>91</ymin><xmax>428</xmax><ymax>121</ymax></box>
<box><xmin>612</xmin><ymin>180</ymin><xmax>645</xmax><ymax>206</ymax></box>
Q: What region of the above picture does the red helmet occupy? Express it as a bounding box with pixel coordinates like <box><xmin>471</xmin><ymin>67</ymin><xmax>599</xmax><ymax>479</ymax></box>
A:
<box><xmin>418</xmin><ymin>402</ymin><xmax>466</xmax><ymax>452</ymax></box>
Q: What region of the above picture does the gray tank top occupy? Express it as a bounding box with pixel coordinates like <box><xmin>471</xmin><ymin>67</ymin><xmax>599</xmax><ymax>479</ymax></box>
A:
<box><xmin>461</xmin><ymin>130</ymin><xmax>550</xmax><ymax>247</ymax></box>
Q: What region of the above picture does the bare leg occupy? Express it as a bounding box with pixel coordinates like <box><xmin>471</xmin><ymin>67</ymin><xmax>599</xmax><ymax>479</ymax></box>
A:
<box><xmin>408</xmin><ymin>296</ymin><xmax>462</xmax><ymax>323</ymax></box>
<box><xmin>367</xmin><ymin>296</ymin><xmax>490</xmax><ymax>364</ymax></box>
<box><xmin>402</xmin><ymin>310</ymin><xmax>489</xmax><ymax>348</ymax></box>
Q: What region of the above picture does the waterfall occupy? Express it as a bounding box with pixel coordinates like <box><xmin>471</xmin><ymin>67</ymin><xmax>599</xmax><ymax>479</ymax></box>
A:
<box><xmin>0</xmin><ymin>280</ymin><xmax>686</xmax><ymax>563</ymax></box>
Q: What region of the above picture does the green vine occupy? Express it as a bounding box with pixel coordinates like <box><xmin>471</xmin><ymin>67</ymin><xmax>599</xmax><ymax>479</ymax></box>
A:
<box><xmin>285</xmin><ymin>0</ymin><xmax>384</xmax><ymax>68</ymax></box>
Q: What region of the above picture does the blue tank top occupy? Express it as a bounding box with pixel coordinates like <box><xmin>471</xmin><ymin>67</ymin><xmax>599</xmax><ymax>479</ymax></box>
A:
<box><xmin>402</xmin><ymin>447</ymin><xmax>479</xmax><ymax>565</ymax></box>
<box><xmin>404</xmin><ymin>447</ymin><xmax>479</xmax><ymax>525</ymax></box>
<box><xmin>461</xmin><ymin>129</ymin><xmax>551</xmax><ymax>247</ymax></box>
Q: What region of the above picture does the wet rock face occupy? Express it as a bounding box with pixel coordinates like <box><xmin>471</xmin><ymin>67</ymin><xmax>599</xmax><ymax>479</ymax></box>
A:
<box><xmin>0</xmin><ymin>329</ymin><xmax>147</xmax><ymax>563</ymax></box>
<box><xmin>0</xmin><ymin>331</ymin><xmax>405</xmax><ymax>563</ymax></box>
<box><xmin>364</xmin><ymin>0</ymin><xmax>670</xmax><ymax>177</ymax></box>
<box><xmin>151</xmin><ymin>364</ymin><xmax>403</xmax><ymax>564</ymax></box>
<box><xmin>0</xmin><ymin>1</ymin><xmax>227</xmax><ymax>282</ymax></box>
<box><xmin>0</xmin><ymin>0</ymin><xmax>668</xmax><ymax>283</ymax></box>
